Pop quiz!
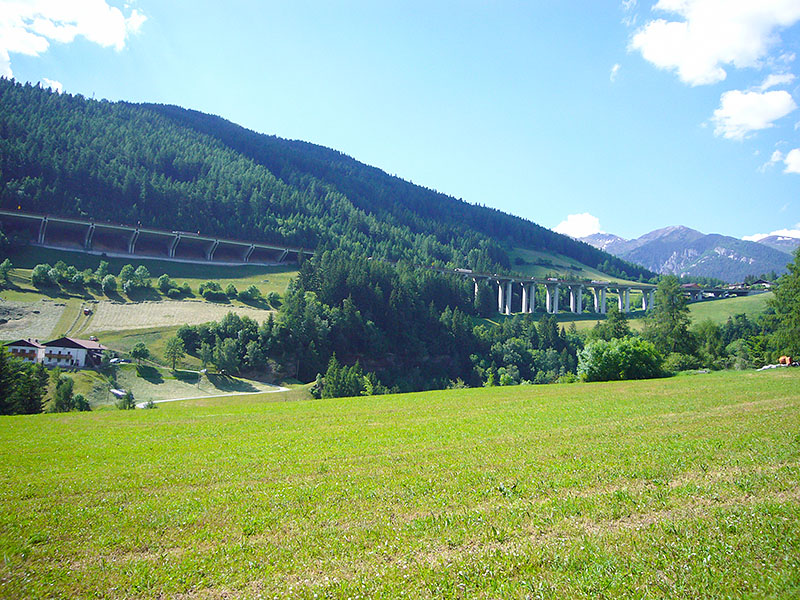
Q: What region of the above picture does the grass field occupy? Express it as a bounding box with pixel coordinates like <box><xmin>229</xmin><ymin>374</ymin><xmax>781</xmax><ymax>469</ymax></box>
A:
<box><xmin>509</xmin><ymin>247</ymin><xmax>637</xmax><ymax>283</ymax></box>
<box><xmin>558</xmin><ymin>292</ymin><xmax>773</xmax><ymax>333</ymax></box>
<box><xmin>1</xmin><ymin>369</ymin><xmax>798</xmax><ymax>598</ymax></box>
<box><xmin>2</xmin><ymin>245</ymin><xmax>298</xmax><ymax>304</ymax></box>
<box><xmin>68</xmin><ymin>363</ymin><xmax>289</xmax><ymax>406</ymax></box>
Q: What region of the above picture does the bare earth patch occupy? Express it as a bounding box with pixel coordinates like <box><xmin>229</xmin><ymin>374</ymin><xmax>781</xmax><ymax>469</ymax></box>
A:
<box><xmin>0</xmin><ymin>299</ymin><xmax>66</xmax><ymax>340</ymax></box>
<box><xmin>89</xmin><ymin>300</ymin><xmax>272</xmax><ymax>331</ymax></box>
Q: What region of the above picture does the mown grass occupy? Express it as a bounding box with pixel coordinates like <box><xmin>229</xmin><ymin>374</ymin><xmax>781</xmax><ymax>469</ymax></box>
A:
<box><xmin>688</xmin><ymin>292</ymin><xmax>773</xmax><ymax>325</ymax></box>
<box><xmin>509</xmin><ymin>247</ymin><xmax>638</xmax><ymax>283</ymax></box>
<box><xmin>1</xmin><ymin>369</ymin><xmax>798</xmax><ymax>598</ymax></box>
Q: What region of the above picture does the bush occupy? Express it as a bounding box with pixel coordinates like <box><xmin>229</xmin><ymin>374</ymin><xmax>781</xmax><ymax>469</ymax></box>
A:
<box><xmin>266</xmin><ymin>291</ymin><xmax>281</xmax><ymax>308</ymax></box>
<box><xmin>663</xmin><ymin>352</ymin><xmax>702</xmax><ymax>373</ymax></box>
<box><xmin>166</xmin><ymin>288</ymin><xmax>182</xmax><ymax>298</ymax></box>
<box><xmin>578</xmin><ymin>337</ymin><xmax>665</xmax><ymax>382</ymax></box>
<box><xmin>101</xmin><ymin>274</ymin><xmax>117</xmax><ymax>294</ymax></box>
<box><xmin>116</xmin><ymin>390</ymin><xmax>136</xmax><ymax>410</ymax></box>
<box><xmin>31</xmin><ymin>263</ymin><xmax>55</xmax><ymax>287</ymax></box>
<box><xmin>203</xmin><ymin>289</ymin><xmax>228</xmax><ymax>302</ymax></box>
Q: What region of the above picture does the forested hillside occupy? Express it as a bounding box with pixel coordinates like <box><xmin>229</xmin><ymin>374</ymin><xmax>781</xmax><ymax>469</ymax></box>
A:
<box><xmin>0</xmin><ymin>78</ymin><xmax>651</xmax><ymax>279</ymax></box>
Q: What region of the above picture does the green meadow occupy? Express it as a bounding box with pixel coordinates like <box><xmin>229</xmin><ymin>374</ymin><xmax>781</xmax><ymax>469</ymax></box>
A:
<box><xmin>1</xmin><ymin>369</ymin><xmax>799</xmax><ymax>598</ymax></box>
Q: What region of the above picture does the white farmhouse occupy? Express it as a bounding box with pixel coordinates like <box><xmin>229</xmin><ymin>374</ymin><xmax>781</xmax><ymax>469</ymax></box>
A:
<box><xmin>5</xmin><ymin>339</ymin><xmax>45</xmax><ymax>363</ymax></box>
<box><xmin>42</xmin><ymin>337</ymin><xmax>107</xmax><ymax>368</ymax></box>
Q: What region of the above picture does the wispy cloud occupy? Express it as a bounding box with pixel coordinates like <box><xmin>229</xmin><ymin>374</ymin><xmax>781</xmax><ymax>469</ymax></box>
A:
<box><xmin>554</xmin><ymin>213</ymin><xmax>603</xmax><ymax>238</ymax></box>
<box><xmin>759</xmin><ymin>72</ymin><xmax>796</xmax><ymax>91</ymax></box>
<box><xmin>610</xmin><ymin>63</ymin><xmax>621</xmax><ymax>82</ymax></box>
<box><xmin>0</xmin><ymin>0</ymin><xmax>146</xmax><ymax>78</ymax></box>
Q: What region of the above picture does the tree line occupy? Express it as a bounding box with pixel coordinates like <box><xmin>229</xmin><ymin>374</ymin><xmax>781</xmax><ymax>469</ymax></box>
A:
<box><xmin>0</xmin><ymin>78</ymin><xmax>652</xmax><ymax>280</ymax></box>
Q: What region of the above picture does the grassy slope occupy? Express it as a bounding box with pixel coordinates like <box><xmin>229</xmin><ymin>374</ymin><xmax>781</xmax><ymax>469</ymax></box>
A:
<box><xmin>509</xmin><ymin>247</ymin><xmax>640</xmax><ymax>283</ymax></box>
<box><xmin>688</xmin><ymin>291</ymin><xmax>773</xmax><ymax>325</ymax></box>
<box><xmin>1</xmin><ymin>369</ymin><xmax>798</xmax><ymax>598</ymax></box>
<box><xmin>69</xmin><ymin>363</ymin><xmax>288</xmax><ymax>406</ymax></box>
<box><xmin>2</xmin><ymin>245</ymin><xmax>297</xmax><ymax>304</ymax></box>
<box><xmin>565</xmin><ymin>292</ymin><xmax>773</xmax><ymax>332</ymax></box>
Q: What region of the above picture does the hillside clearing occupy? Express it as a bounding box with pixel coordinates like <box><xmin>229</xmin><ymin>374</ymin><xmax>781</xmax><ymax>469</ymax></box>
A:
<box><xmin>87</xmin><ymin>300</ymin><xmax>271</xmax><ymax>333</ymax></box>
<box><xmin>1</xmin><ymin>369</ymin><xmax>798</xmax><ymax>598</ymax></box>
<box><xmin>0</xmin><ymin>299</ymin><xmax>66</xmax><ymax>340</ymax></box>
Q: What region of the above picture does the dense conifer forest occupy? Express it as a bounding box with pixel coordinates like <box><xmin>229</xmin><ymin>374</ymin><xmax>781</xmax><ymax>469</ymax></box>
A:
<box><xmin>0</xmin><ymin>78</ymin><xmax>651</xmax><ymax>279</ymax></box>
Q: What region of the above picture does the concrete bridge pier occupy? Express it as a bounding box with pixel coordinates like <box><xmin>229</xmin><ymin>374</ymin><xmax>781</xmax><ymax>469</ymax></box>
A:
<box><xmin>84</xmin><ymin>223</ymin><xmax>95</xmax><ymax>250</ymax></box>
<box><xmin>545</xmin><ymin>283</ymin><xmax>560</xmax><ymax>314</ymax></box>
<box><xmin>243</xmin><ymin>245</ymin><xmax>255</xmax><ymax>262</ymax></box>
<box><xmin>617</xmin><ymin>287</ymin><xmax>631</xmax><ymax>313</ymax></box>
<box><xmin>206</xmin><ymin>240</ymin><xmax>219</xmax><ymax>260</ymax></box>
<box><xmin>504</xmin><ymin>281</ymin><xmax>513</xmax><ymax>315</ymax></box>
<box><xmin>496</xmin><ymin>280</ymin><xmax>505</xmax><ymax>313</ymax></box>
<box><xmin>569</xmin><ymin>284</ymin><xmax>583</xmax><ymax>314</ymax></box>
<box><xmin>128</xmin><ymin>229</ymin><xmax>139</xmax><ymax>254</ymax></box>
<box><xmin>38</xmin><ymin>217</ymin><xmax>48</xmax><ymax>244</ymax></box>
<box><xmin>278</xmin><ymin>249</ymin><xmax>289</xmax><ymax>263</ymax></box>
<box><xmin>640</xmin><ymin>288</ymin><xmax>654</xmax><ymax>311</ymax></box>
<box><xmin>592</xmin><ymin>286</ymin><xmax>607</xmax><ymax>314</ymax></box>
<box><xmin>521</xmin><ymin>282</ymin><xmax>534</xmax><ymax>314</ymax></box>
<box><xmin>168</xmin><ymin>234</ymin><xmax>181</xmax><ymax>258</ymax></box>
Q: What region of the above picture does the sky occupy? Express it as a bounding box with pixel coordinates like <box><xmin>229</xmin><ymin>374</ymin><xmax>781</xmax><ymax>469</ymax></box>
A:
<box><xmin>1</xmin><ymin>0</ymin><xmax>799</xmax><ymax>242</ymax></box>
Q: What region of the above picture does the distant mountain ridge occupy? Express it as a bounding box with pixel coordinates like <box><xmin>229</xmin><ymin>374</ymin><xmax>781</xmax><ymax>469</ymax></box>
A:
<box><xmin>580</xmin><ymin>225</ymin><xmax>792</xmax><ymax>282</ymax></box>
<box><xmin>755</xmin><ymin>235</ymin><xmax>800</xmax><ymax>255</ymax></box>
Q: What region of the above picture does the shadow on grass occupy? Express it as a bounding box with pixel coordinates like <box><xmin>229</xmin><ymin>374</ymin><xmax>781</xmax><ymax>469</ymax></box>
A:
<box><xmin>206</xmin><ymin>373</ymin><xmax>259</xmax><ymax>392</ymax></box>
<box><xmin>103</xmin><ymin>290</ymin><xmax>125</xmax><ymax>302</ymax></box>
<box><xmin>124</xmin><ymin>287</ymin><xmax>162</xmax><ymax>302</ymax></box>
<box><xmin>238</xmin><ymin>297</ymin><xmax>271</xmax><ymax>310</ymax></box>
<box><xmin>136</xmin><ymin>365</ymin><xmax>164</xmax><ymax>384</ymax></box>
<box><xmin>173</xmin><ymin>369</ymin><xmax>200</xmax><ymax>384</ymax></box>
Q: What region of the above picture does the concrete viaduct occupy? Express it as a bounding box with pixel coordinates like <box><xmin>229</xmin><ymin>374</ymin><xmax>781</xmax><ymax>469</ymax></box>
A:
<box><xmin>0</xmin><ymin>210</ymin><xmax>313</xmax><ymax>265</ymax></box>
<box><xmin>448</xmin><ymin>268</ymin><xmax>656</xmax><ymax>315</ymax></box>
<box><xmin>2</xmin><ymin>210</ymin><xmax>748</xmax><ymax>316</ymax></box>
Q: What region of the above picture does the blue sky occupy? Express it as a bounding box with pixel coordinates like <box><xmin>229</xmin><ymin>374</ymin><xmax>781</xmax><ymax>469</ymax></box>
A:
<box><xmin>1</xmin><ymin>0</ymin><xmax>799</xmax><ymax>241</ymax></box>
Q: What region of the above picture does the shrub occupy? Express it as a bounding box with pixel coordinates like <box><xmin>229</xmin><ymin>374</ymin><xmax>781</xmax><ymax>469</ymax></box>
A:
<box><xmin>578</xmin><ymin>337</ymin><xmax>664</xmax><ymax>382</ymax></box>
<box><xmin>31</xmin><ymin>263</ymin><xmax>55</xmax><ymax>287</ymax></box>
<box><xmin>663</xmin><ymin>352</ymin><xmax>702</xmax><ymax>373</ymax></box>
<box><xmin>101</xmin><ymin>274</ymin><xmax>117</xmax><ymax>294</ymax></box>
<box><xmin>266</xmin><ymin>291</ymin><xmax>281</xmax><ymax>308</ymax></box>
<box><xmin>116</xmin><ymin>390</ymin><xmax>136</xmax><ymax>410</ymax></box>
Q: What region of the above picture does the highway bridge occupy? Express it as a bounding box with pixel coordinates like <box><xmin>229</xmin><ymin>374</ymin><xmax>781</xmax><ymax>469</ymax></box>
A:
<box><xmin>1</xmin><ymin>209</ymin><xmax>754</xmax><ymax>316</ymax></box>
<box><xmin>0</xmin><ymin>210</ymin><xmax>313</xmax><ymax>266</ymax></box>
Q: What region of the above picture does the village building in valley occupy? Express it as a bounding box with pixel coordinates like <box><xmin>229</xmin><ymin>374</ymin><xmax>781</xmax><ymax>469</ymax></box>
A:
<box><xmin>5</xmin><ymin>337</ymin><xmax>107</xmax><ymax>368</ymax></box>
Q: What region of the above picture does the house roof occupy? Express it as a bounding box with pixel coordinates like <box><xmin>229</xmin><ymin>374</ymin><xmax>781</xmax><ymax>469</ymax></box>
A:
<box><xmin>5</xmin><ymin>339</ymin><xmax>44</xmax><ymax>349</ymax></box>
<box><xmin>43</xmin><ymin>337</ymin><xmax>108</xmax><ymax>351</ymax></box>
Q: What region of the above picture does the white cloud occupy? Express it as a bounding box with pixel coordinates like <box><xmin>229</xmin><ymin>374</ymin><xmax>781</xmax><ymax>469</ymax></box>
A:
<box><xmin>630</xmin><ymin>0</ymin><xmax>800</xmax><ymax>86</ymax></box>
<box><xmin>759</xmin><ymin>73</ymin><xmax>796</xmax><ymax>90</ymax></box>
<box><xmin>711</xmin><ymin>89</ymin><xmax>797</xmax><ymax>140</ymax></box>
<box><xmin>0</xmin><ymin>0</ymin><xmax>146</xmax><ymax>78</ymax></box>
<box><xmin>760</xmin><ymin>149</ymin><xmax>784</xmax><ymax>171</ymax></box>
<box><xmin>41</xmin><ymin>77</ymin><xmax>62</xmax><ymax>92</ymax></box>
<box><xmin>554</xmin><ymin>213</ymin><xmax>603</xmax><ymax>238</ymax></box>
<box><xmin>744</xmin><ymin>223</ymin><xmax>800</xmax><ymax>241</ymax></box>
<box><xmin>784</xmin><ymin>148</ymin><xmax>800</xmax><ymax>173</ymax></box>
<box><xmin>610</xmin><ymin>63</ymin><xmax>621</xmax><ymax>82</ymax></box>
